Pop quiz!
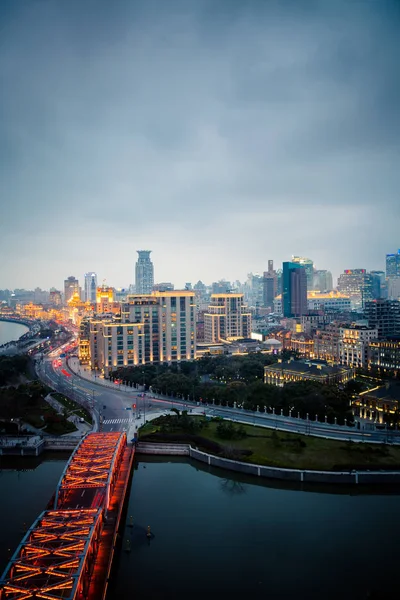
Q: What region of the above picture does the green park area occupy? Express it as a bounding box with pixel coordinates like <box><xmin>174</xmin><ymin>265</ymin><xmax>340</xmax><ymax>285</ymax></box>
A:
<box><xmin>0</xmin><ymin>355</ymin><xmax>78</xmax><ymax>435</ymax></box>
<box><xmin>51</xmin><ymin>392</ymin><xmax>92</xmax><ymax>425</ymax></box>
<box><xmin>140</xmin><ymin>411</ymin><xmax>400</xmax><ymax>471</ymax></box>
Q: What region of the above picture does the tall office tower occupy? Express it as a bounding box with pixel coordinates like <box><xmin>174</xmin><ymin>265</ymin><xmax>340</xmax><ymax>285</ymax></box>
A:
<box><xmin>282</xmin><ymin>262</ymin><xmax>307</xmax><ymax>317</ymax></box>
<box><xmin>337</xmin><ymin>269</ymin><xmax>373</xmax><ymax>307</ymax></box>
<box><xmin>291</xmin><ymin>256</ymin><xmax>314</xmax><ymax>290</ymax></box>
<box><xmin>64</xmin><ymin>276</ymin><xmax>79</xmax><ymax>304</ymax></box>
<box><xmin>370</xmin><ymin>271</ymin><xmax>386</xmax><ymax>299</ymax></box>
<box><xmin>313</xmin><ymin>270</ymin><xmax>333</xmax><ymax>292</ymax></box>
<box><xmin>135</xmin><ymin>250</ymin><xmax>154</xmax><ymax>294</ymax></box>
<box><xmin>84</xmin><ymin>272</ymin><xmax>97</xmax><ymax>303</ymax></box>
<box><xmin>263</xmin><ymin>259</ymin><xmax>277</xmax><ymax>309</ymax></box>
<box><xmin>364</xmin><ymin>299</ymin><xmax>400</xmax><ymax>338</ymax></box>
<box><xmin>386</xmin><ymin>250</ymin><xmax>400</xmax><ymax>277</ymax></box>
<box><xmin>204</xmin><ymin>294</ymin><xmax>251</xmax><ymax>343</ymax></box>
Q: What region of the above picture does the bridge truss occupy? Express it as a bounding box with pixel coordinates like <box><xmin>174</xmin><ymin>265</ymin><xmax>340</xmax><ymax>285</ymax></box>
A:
<box><xmin>0</xmin><ymin>508</ymin><xmax>102</xmax><ymax>600</ymax></box>
<box><xmin>0</xmin><ymin>432</ymin><xmax>128</xmax><ymax>600</ymax></box>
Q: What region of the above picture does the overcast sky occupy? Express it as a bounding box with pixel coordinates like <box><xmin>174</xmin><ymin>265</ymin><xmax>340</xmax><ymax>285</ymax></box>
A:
<box><xmin>1</xmin><ymin>0</ymin><xmax>399</xmax><ymax>291</ymax></box>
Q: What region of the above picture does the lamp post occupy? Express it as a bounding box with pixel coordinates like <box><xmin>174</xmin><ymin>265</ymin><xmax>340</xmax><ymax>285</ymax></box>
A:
<box><xmin>142</xmin><ymin>370</ymin><xmax>146</xmax><ymax>425</ymax></box>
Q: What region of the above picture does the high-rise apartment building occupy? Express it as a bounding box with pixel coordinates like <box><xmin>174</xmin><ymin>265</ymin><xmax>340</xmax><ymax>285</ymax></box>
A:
<box><xmin>386</xmin><ymin>250</ymin><xmax>400</xmax><ymax>278</ymax></box>
<box><xmin>204</xmin><ymin>294</ymin><xmax>251</xmax><ymax>343</ymax></box>
<box><xmin>135</xmin><ymin>250</ymin><xmax>154</xmax><ymax>294</ymax></box>
<box><xmin>87</xmin><ymin>291</ymin><xmax>195</xmax><ymax>373</ymax></box>
<box><xmin>84</xmin><ymin>272</ymin><xmax>97</xmax><ymax>303</ymax></box>
<box><xmin>64</xmin><ymin>276</ymin><xmax>79</xmax><ymax>304</ymax></box>
<box><xmin>291</xmin><ymin>256</ymin><xmax>314</xmax><ymax>289</ymax></box>
<box><xmin>282</xmin><ymin>262</ymin><xmax>307</xmax><ymax>317</ymax></box>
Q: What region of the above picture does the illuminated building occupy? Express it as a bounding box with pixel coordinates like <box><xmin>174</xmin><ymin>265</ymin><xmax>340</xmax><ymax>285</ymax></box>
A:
<box><xmin>49</xmin><ymin>289</ymin><xmax>62</xmax><ymax>306</ymax></box>
<box><xmin>87</xmin><ymin>291</ymin><xmax>196</xmax><ymax>373</ymax></box>
<box><xmin>78</xmin><ymin>318</ymin><xmax>91</xmax><ymax>364</ymax></box>
<box><xmin>204</xmin><ymin>294</ymin><xmax>251</xmax><ymax>343</ymax></box>
<box><xmin>64</xmin><ymin>276</ymin><xmax>80</xmax><ymax>304</ymax></box>
<box><xmin>314</xmin><ymin>322</ymin><xmax>342</xmax><ymax>362</ymax></box>
<box><xmin>337</xmin><ymin>269</ymin><xmax>373</xmax><ymax>307</ymax></box>
<box><xmin>264</xmin><ymin>358</ymin><xmax>354</xmax><ymax>387</ymax></box>
<box><xmin>307</xmin><ymin>290</ymin><xmax>351</xmax><ymax>311</ymax></box>
<box><xmin>368</xmin><ymin>339</ymin><xmax>400</xmax><ymax>373</ymax></box>
<box><xmin>135</xmin><ymin>250</ymin><xmax>154</xmax><ymax>294</ymax></box>
<box><xmin>290</xmin><ymin>333</ymin><xmax>314</xmax><ymax>358</ymax></box>
<box><xmin>339</xmin><ymin>324</ymin><xmax>377</xmax><ymax>368</ymax></box>
<box><xmin>95</xmin><ymin>285</ymin><xmax>118</xmax><ymax>314</ymax></box>
<box><xmin>84</xmin><ymin>272</ymin><xmax>97</xmax><ymax>302</ymax></box>
<box><xmin>354</xmin><ymin>383</ymin><xmax>400</xmax><ymax>424</ymax></box>
<box><xmin>67</xmin><ymin>292</ymin><xmax>93</xmax><ymax>326</ymax></box>
<box><xmin>282</xmin><ymin>262</ymin><xmax>307</xmax><ymax>317</ymax></box>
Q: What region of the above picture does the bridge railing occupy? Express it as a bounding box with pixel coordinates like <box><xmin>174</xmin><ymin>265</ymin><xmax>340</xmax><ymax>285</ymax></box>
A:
<box><xmin>0</xmin><ymin>508</ymin><xmax>103</xmax><ymax>600</ymax></box>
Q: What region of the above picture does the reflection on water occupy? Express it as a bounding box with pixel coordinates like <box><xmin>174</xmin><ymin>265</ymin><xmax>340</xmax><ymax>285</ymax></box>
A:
<box><xmin>0</xmin><ymin>454</ymin><xmax>398</xmax><ymax>600</ymax></box>
<box><xmin>109</xmin><ymin>456</ymin><xmax>399</xmax><ymax>600</ymax></box>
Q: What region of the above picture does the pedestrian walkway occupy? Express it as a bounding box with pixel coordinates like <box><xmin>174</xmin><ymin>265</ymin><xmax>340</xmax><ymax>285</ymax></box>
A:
<box><xmin>102</xmin><ymin>418</ymin><xmax>133</xmax><ymax>425</ymax></box>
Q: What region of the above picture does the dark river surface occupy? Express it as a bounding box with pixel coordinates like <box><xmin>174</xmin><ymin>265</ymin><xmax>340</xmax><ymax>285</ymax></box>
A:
<box><xmin>0</xmin><ymin>454</ymin><xmax>398</xmax><ymax>600</ymax></box>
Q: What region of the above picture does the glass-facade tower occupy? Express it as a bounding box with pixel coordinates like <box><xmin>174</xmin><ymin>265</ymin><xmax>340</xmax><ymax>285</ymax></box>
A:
<box><xmin>135</xmin><ymin>250</ymin><xmax>154</xmax><ymax>294</ymax></box>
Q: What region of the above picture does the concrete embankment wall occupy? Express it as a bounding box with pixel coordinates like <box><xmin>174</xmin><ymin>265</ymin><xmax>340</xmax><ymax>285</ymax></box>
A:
<box><xmin>0</xmin><ymin>437</ymin><xmax>78</xmax><ymax>456</ymax></box>
<box><xmin>136</xmin><ymin>442</ymin><xmax>400</xmax><ymax>485</ymax></box>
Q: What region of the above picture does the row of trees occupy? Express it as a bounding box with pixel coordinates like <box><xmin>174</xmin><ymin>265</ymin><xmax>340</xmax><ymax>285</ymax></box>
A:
<box><xmin>0</xmin><ymin>355</ymin><xmax>29</xmax><ymax>386</ymax></box>
<box><xmin>111</xmin><ymin>352</ymin><xmax>354</xmax><ymax>424</ymax></box>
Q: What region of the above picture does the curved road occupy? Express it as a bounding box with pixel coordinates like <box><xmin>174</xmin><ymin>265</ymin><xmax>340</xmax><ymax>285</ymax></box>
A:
<box><xmin>35</xmin><ymin>348</ymin><xmax>400</xmax><ymax>446</ymax></box>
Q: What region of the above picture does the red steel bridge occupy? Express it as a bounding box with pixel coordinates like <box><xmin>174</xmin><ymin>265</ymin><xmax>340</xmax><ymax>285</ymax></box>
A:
<box><xmin>0</xmin><ymin>432</ymin><xmax>135</xmax><ymax>600</ymax></box>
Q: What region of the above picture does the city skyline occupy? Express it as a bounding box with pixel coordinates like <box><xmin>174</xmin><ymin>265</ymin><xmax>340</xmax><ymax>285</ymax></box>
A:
<box><xmin>1</xmin><ymin>1</ymin><xmax>399</xmax><ymax>289</ymax></box>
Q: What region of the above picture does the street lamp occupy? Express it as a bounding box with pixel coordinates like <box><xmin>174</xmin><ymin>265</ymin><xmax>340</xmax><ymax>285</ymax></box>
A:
<box><xmin>142</xmin><ymin>370</ymin><xmax>146</xmax><ymax>425</ymax></box>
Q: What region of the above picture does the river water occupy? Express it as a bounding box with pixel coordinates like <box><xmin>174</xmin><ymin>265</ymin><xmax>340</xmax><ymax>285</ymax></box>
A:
<box><xmin>0</xmin><ymin>455</ymin><xmax>398</xmax><ymax>599</ymax></box>
<box><xmin>0</xmin><ymin>321</ymin><xmax>29</xmax><ymax>346</ymax></box>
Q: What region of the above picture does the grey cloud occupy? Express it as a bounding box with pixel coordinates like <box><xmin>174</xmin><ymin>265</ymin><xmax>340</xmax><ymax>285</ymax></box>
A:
<box><xmin>0</xmin><ymin>0</ymin><xmax>399</xmax><ymax>288</ymax></box>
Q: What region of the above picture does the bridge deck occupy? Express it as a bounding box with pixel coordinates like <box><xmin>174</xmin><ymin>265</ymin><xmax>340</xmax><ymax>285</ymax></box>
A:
<box><xmin>0</xmin><ymin>432</ymin><xmax>134</xmax><ymax>600</ymax></box>
<box><xmin>87</xmin><ymin>444</ymin><xmax>135</xmax><ymax>600</ymax></box>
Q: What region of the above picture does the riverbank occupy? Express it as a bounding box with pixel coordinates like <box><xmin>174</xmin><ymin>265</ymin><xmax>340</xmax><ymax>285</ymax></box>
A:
<box><xmin>139</xmin><ymin>416</ymin><xmax>400</xmax><ymax>472</ymax></box>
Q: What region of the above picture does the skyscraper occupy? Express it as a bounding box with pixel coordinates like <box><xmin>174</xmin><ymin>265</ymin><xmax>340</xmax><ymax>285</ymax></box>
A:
<box><xmin>84</xmin><ymin>272</ymin><xmax>97</xmax><ymax>303</ymax></box>
<box><xmin>135</xmin><ymin>250</ymin><xmax>154</xmax><ymax>294</ymax></box>
<box><xmin>64</xmin><ymin>276</ymin><xmax>79</xmax><ymax>304</ymax></box>
<box><xmin>337</xmin><ymin>269</ymin><xmax>373</xmax><ymax>307</ymax></box>
<box><xmin>291</xmin><ymin>256</ymin><xmax>314</xmax><ymax>290</ymax></box>
<box><xmin>386</xmin><ymin>250</ymin><xmax>400</xmax><ymax>278</ymax></box>
<box><xmin>263</xmin><ymin>259</ymin><xmax>277</xmax><ymax>309</ymax></box>
<box><xmin>282</xmin><ymin>262</ymin><xmax>307</xmax><ymax>317</ymax></box>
